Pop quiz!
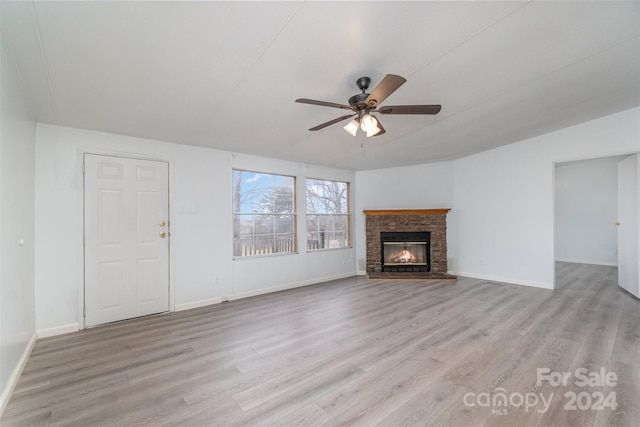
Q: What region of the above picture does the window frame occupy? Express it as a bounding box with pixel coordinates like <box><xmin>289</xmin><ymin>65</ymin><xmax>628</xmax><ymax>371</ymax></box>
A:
<box><xmin>232</xmin><ymin>169</ymin><xmax>297</xmax><ymax>259</ymax></box>
<box><xmin>305</xmin><ymin>177</ymin><xmax>352</xmax><ymax>252</ymax></box>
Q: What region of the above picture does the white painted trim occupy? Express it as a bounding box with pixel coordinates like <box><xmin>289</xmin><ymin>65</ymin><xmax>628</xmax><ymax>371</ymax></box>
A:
<box><xmin>37</xmin><ymin>323</ymin><xmax>80</xmax><ymax>339</ymax></box>
<box><xmin>555</xmin><ymin>258</ymin><xmax>618</xmax><ymax>267</ymax></box>
<box><xmin>356</xmin><ymin>270</ymin><xmax>367</xmax><ymax>276</ymax></box>
<box><xmin>174</xmin><ymin>297</ymin><xmax>223</xmax><ymax>312</ymax></box>
<box><xmin>453</xmin><ymin>272</ymin><xmax>553</xmax><ymax>290</ymax></box>
<box><xmin>0</xmin><ymin>332</ymin><xmax>37</xmax><ymax>417</ymax></box>
<box><xmin>229</xmin><ymin>272</ymin><xmax>355</xmax><ymax>301</ymax></box>
<box><xmin>76</xmin><ymin>149</ymin><xmax>85</xmax><ymax>328</ymax></box>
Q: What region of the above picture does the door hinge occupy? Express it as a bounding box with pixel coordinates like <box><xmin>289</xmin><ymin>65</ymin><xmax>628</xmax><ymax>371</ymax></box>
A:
<box><xmin>82</xmin><ymin>163</ymin><xmax>85</xmax><ymax>174</ymax></box>
<box><xmin>83</xmin><ymin>235</ymin><xmax>86</xmax><ymax>245</ymax></box>
<box><xmin>83</xmin><ymin>306</ymin><xmax>86</xmax><ymax>317</ymax></box>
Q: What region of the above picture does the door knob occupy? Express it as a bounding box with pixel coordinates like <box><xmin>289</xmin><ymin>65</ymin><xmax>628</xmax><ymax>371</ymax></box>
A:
<box><xmin>159</xmin><ymin>220</ymin><xmax>166</xmax><ymax>227</ymax></box>
<box><xmin>159</xmin><ymin>231</ymin><xmax>166</xmax><ymax>238</ymax></box>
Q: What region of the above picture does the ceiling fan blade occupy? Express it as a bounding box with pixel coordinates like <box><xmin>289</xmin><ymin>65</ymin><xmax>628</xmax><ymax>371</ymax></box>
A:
<box><xmin>309</xmin><ymin>114</ymin><xmax>356</xmax><ymax>131</ymax></box>
<box><xmin>364</xmin><ymin>74</ymin><xmax>407</xmax><ymax>108</ymax></box>
<box><xmin>296</xmin><ymin>98</ymin><xmax>352</xmax><ymax>110</ymax></box>
<box><xmin>378</xmin><ymin>105</ymin><xmax>442</xmax><ymax>115</ymax></box>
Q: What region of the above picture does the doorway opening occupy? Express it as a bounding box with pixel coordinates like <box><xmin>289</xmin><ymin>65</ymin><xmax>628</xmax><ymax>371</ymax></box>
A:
<box><xmin>553</xmin><ymin>153</ymin><xmax>637</xmax><ymax>293</ymax></box>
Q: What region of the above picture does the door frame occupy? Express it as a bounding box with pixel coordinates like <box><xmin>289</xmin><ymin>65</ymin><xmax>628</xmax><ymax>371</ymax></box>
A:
<box><xmin>551</xmin><ymin>150</ymin><xmax>639</xmax><ymax>290</ymax></box>
<box><xmin>77</xmin><ymin>148</ymin><xmax>175</xmax><ymax>328</ymax></box>
<box><xmin>617</xmin><ymin>154</ymin><xmax>640</xmax><ymax>297</ymax></box>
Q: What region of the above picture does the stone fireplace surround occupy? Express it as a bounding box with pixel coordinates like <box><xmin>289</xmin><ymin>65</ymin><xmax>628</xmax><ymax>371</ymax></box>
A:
<box><xmin>364</xmin><ymin>209</ymin><xmax>456</xmax><ymax>280</ymax></box>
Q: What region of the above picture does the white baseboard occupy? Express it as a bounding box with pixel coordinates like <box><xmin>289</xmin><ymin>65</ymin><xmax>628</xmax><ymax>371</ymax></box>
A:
<box><xmin>229</xmin><ymin>272</ymin><xmax>355</xmax><ymax>302</ymax></box>
<box><xmin>175</xmin><ymin>297</ymin><xmax>223</xmax><ymax>312</ymax></box>
<box><xmin>453</xmin><ymin>271</ymin><xmax>553</xmax><ymax>290</ymax></box>
<box><xmin>172</xmin><ymin>274</ymin><xmax>357</xmax><ymax>311</ymax></box>
<box><xmin>34</xmin><ymin>274</ymin><xmax>358</xmax><ymax>337</ymax></box>
<box><xmin>0</xmin><ymin>332</ymin><xmax>37</xmax><ymax>418</ymax></box>
<box><xmin>555</xmin><ymin>258</ymin><xmax>618</xmax><ymax>267</ymax></box>
<box><xmin>37</xmin><ymin>323</ymin><xmax>79</xmax><ymax>339</ymax></box>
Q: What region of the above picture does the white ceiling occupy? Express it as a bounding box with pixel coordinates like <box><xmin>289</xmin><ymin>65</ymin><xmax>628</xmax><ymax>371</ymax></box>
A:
<box><xmin>2</xmin><ymin>1</ymin><xmax>639</xmax><ymax>171</ymax></box>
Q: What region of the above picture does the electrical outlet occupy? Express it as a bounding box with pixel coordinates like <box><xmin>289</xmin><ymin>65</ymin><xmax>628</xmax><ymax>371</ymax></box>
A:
<box><xmin>213</xmin><ymin>275</ymin><xmax>220</xmax><ymax>286</ymax></box>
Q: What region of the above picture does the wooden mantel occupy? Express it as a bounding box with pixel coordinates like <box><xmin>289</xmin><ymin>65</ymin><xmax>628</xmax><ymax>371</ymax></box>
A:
<box><xmin>363</xmin><ymin>209</ymin><xmax>451</xmax><ymax>216</ymax></box>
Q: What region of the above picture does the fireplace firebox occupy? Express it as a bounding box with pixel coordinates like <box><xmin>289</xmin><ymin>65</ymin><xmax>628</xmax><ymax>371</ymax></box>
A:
<box><xmin>381</xmin><ymin>232</ymin><xmax>430</xmax><ymax>273</ymax></box>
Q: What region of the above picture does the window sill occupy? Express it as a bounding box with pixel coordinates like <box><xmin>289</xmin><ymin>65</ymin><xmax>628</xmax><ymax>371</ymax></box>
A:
<box><xmin>306</xmin><ymin>246</ymin><xmax>353</xmax><ymax>253</ymax></box>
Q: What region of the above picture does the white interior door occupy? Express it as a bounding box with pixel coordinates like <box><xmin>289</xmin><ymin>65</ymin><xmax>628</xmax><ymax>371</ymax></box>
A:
<box><xmin>617</xmin><ymin>154</ymin><xmax>639</xmax><ymax>297</ymax></box>
<box><xmin>84</xmin><ymin>154</ymin><xmax>169</xmax><ymax>327</ymax></box>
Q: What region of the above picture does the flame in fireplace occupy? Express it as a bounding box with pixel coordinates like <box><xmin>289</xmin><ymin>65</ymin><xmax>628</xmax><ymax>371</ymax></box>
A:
<box><xmin>395</xmin><ymin>248</ymin><xmax>415</xmax><ymax>264</ymax></box>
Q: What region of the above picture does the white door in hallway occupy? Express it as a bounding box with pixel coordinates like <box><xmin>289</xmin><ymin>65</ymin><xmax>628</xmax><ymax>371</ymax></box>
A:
<box><xmin>617</xmin><ymin>154</ymin><xmax>639</xmax><ymax>298</ymax></box>
<box><xmin>84</xmin><ymin>154</ymin><xmax>169</xmax><ymax>327</ymax></box>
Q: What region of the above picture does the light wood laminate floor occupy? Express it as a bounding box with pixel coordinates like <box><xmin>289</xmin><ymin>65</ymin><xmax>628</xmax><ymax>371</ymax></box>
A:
<box><xmin>2</xmin><ymin>262</ymin><xmax>638</xmax><ymax>426</ymax></box>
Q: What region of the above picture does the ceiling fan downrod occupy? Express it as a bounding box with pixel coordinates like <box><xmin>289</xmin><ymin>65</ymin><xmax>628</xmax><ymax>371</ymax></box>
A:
<box><xmin>356</xmin><ymin>76</ymin><xmax>371</xmax><ymax>93</ymax></box>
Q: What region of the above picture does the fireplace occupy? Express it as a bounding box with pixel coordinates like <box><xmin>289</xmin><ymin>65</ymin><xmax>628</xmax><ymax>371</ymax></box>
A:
<box><xmin>364</xmin><ymin>209</ymin><xmax>455</xmax><ymax>279</ymax></box>
<box><xmin>381</xmin><ymin>232</ymin><xmax>430</xmax><ymax>272</ymax></box>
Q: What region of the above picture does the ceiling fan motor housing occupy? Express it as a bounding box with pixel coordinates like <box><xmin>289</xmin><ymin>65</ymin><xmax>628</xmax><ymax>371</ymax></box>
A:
<box><xmin>350</xmin><ymin>77</ymin><xmax>374</xmax><ymax>111</ymax></box>
<box><xmin>348</xmin><ymin>93</ymin><xmax>370</xmax><ymax>110</ymax></box>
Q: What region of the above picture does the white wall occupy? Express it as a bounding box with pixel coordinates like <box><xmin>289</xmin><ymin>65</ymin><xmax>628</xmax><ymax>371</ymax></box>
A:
<box><xmin>354</xmin><ymin>162</ymin><xmax>455</xmax><ymax>273</ymax></box>
<box><xmin>353</xmin><ymin>109</ymin><xmax>639</xmax><ymax>287</ymax></box>
<box><xmin>453</xmin><ymin>107</ymin><xmax>640</xmax><ymax>289</ymax></box>
<box><xmin>0</xmin><ymin>28</ymin><xmax>37</xmax><ymax>413</ymax></box>
<box><xmin>555</xmin><ymin>156</ymin><xmax>624</xmax><ymax>266</ymax></box>
<box><xmin>34</xmin><ymin>125</ymin><xmax>356</xmax><ymax>332</ymax></box>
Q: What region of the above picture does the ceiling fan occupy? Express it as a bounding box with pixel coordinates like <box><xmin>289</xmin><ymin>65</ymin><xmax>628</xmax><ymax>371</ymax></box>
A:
<box><xmin>295</xmin><ymin>74</ymin><xmax>441</xmax><ymax>137</ymax></box>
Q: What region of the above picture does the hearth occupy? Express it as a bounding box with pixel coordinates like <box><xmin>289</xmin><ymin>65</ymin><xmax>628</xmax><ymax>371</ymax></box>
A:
<box><xmin>381</xmin><ymin>232</ymin><xmax>430</xmax><ymax>272</ymax></box>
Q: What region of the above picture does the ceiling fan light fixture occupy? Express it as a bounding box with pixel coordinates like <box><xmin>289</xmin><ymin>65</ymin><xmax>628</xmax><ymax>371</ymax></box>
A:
<box><xmin>360</xmin><ymin>114</ymin><xmax>378</xmax><ymax>133</ymax></box>
<box><xmin>366</xmin><ymin>124</ymin><xmax>382</xmax><ymax>138</ymax></box>
<box><xmin>343</xmin><ymin>118</ymin><xmax>359</xmax><ymax>136</ymax></box>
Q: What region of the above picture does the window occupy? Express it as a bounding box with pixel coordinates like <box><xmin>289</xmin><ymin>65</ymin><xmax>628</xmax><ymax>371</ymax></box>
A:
<box><xmin>306</xmin><ymin>178</ymin><xmax>350</xmax><ymax>250</ymax></box>
<box><xmin>233</xmin><ymin>170</ymin><xmax>296</xmax><ymax>257</ymax></box>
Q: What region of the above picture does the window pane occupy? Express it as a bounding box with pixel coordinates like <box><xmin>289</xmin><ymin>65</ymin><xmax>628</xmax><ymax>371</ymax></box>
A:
<box><xmin>234</xmin><ymin>237</ymin><xmax>255</xmax><ymax>257</ymax></box>
<box><xmin>327</xmin><ymin>229</ymin><xmax>348</xmax><ymax>248</ymax></box>
<box><xmin>275</xmin><ymin>233</ymin><xmax>295</xmax><ymax>253</ymax></box>
<box><xmin>333</xmin><ymin>215</ymin><xmax>348</xmax><ymax>232</ymax></box>
<box><xmin>275</xmin><ymin>214</ymin><xmax>294</xmax><ymax>234</ymax></box>
<box><xmin>253</xmin><ymin>215</ymin><xmax>274</xmax><ymax>235</ymax></box>
<box><xmin>318</xmin><ymin>215</ymin><xmax>333</xmax><ymax>233</ymax></box>
<box><xmin>233</xmin><ymin>170</ymin><xmax>261</xmax><ymax>213</ymax></box>
<box><xmin>235</xmin><ymin>214</ymin><xmax>254</xmax><ymax>235</ymax></box>
<box><xmin>306</xmin><ymin>179</ymin><xmax>347</xmax><ymax>214</ymax></box>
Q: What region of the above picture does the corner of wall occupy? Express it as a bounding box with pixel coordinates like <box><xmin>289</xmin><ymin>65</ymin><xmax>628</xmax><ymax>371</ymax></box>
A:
<box><xmin>0</xmin><ymin>332</ymin><xmax>36</xmax><ymax>418</ymax></box>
